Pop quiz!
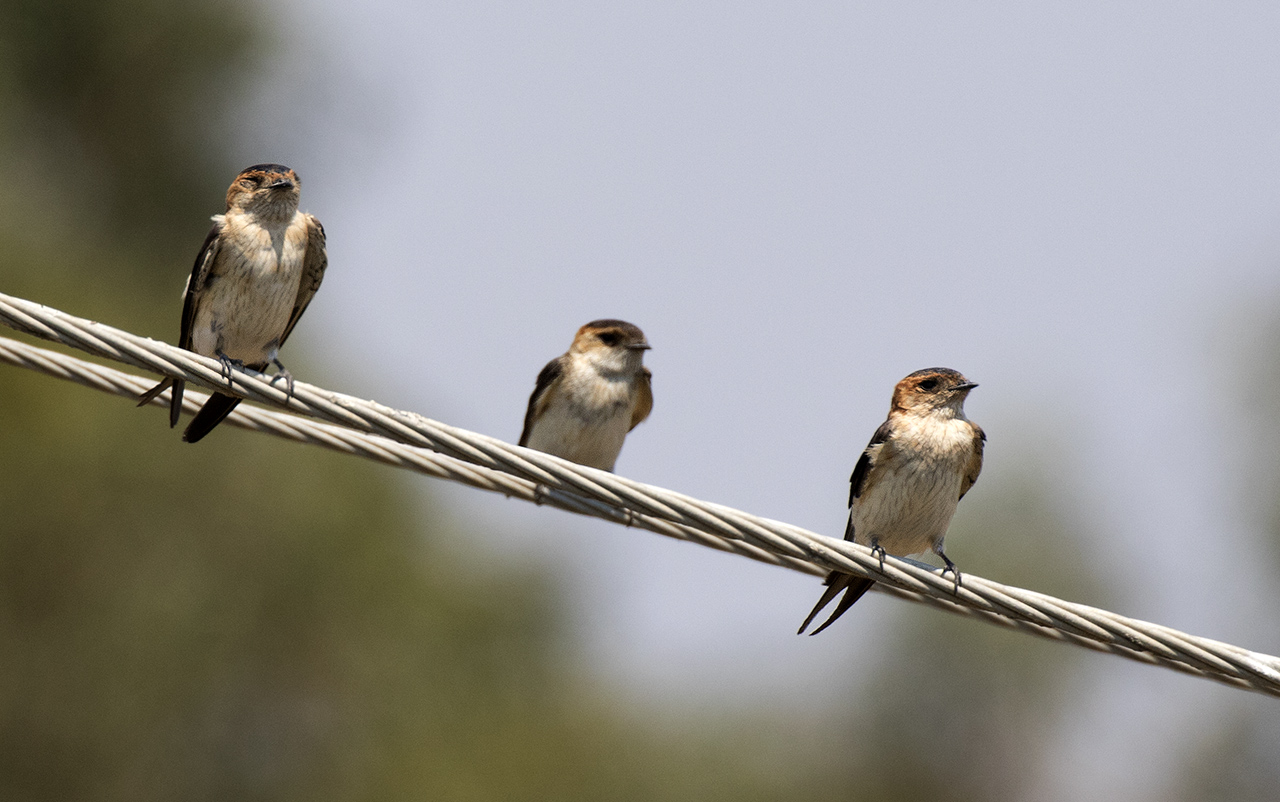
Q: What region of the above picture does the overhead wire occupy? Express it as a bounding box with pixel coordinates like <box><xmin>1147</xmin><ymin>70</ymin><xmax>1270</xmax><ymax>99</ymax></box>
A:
<box><xmin>2</xmin><ymin>291</ymin><xmax>1278</xmax><ymax>698</ymax></box>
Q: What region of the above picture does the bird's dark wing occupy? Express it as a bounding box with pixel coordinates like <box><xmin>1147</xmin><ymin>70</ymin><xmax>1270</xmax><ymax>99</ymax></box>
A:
<box><xmin>629</xmin><ymin>367</ymin><xmax>653</xmax><ymax>431</ymax></box>
<box><xmin>848</xmin><ymin>418</ymin><xmax>894</xmax><ymax>508</ymax></box>
<box><xmin>519</xmin><ymin>356</ymin><xmax>564</xmax><ymax>446</ymax></box>
<box><xmin>137</xmin><ymin>220</ymin><xmax>222</xmax><ymax>426</ymax></box>
<box><xmin>798</xmin><ymin>421</ymin><xmax>895</xmax><ymax>635</ymax></box>
<box><xmin>959</xmin><ymin>423</ymin><xmax>986</xmax><ymax>500</ymax></box>
<box><xmin>179</xmin><ymin>221</ymin><xmax>224</xmax><ymax>351</ymax></box>
<box><xmin>280</xmin><ymin>215</ymin><xmax>327</xmax><ymax>346</ymax></box>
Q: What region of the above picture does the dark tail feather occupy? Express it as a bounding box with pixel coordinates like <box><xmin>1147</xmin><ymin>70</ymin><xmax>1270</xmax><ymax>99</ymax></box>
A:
<box><xmin>137</xmin><ymin>377</ymin><xmax>185</xmax><ymax>428</ymax></box>
<box><xmin>799</xmin><ymin>574</ymin><xmax>875</xmax><ymax>636</ymax></box>
<box><xmin>182</xmin><ymin>392</ymin><xmax>241</xmax><ymax>443</ymax></box>
<box><xmin>168</xmin><ymin>379</ymin><xmax>185</xmax><ymax>427</ymax></box>
<box><xmin>798</xmin><ymin>573</ymin><xmax>849</xmax><ymax>634</ymax></box>
<box><xmin>137</xmin><ymin>377</ymin><xmax>171</xmax><ymax>406</ymax></box>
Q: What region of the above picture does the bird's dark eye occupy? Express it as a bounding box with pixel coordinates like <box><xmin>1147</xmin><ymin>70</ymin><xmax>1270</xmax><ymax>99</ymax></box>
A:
<box><xmin>597</xmin><ymin>332</ymin><xmax>621</xmax><ymax>346</ymax></box>
<box><xmin>918</xmin><ymin>378</ymin><xmax>939</xmax><ymax>391</ymax></box>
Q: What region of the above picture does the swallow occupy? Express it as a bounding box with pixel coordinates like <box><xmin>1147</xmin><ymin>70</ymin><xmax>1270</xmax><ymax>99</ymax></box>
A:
<box><xmin>799</xmin><ymin>367</ymin><xmax>985</xmax><ymax>635</ymax></box>
<box><xmin>138</xmin><ymin>164</ymin><xmax>327</xmax><ymax>442</ymax></box>
<box><xmin>518</xmin><ymin>319</ymin><xmax>653</xmax><ymax>472</ymax></box>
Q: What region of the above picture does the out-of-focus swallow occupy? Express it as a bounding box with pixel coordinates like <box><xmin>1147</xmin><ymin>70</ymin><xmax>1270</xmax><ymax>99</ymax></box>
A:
<box><xmin>519</xmin><ymin>319</ymin><xmax>653</xmax><ymax>472</ymax></box>
<box><xmin>799</xmin><ymin>367</ymin><xmax>985</xmax><ymax>635</ymax></box>
<box><xmin>138</xmin><ymin>164</ymin><xmax>327</xmax><ymax>442</ymax></box>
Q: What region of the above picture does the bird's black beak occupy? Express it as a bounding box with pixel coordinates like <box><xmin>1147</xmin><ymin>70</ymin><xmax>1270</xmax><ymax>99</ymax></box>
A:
<box><xmin>953</xmin><ymin>381</ymin><xmax>978</xmax><ymax>391</ymax></box>
<box><xmin>268</xmin><ymin>179</ymin><xmax>295</xmax><ymax>190</ymax></box>
<box><xmin>627</xmin><ymin>342</ymin><xmax>652</xmax><ymax>351</ymax></box>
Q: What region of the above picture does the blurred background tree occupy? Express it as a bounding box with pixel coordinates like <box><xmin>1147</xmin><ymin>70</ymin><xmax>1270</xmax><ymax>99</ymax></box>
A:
<box><xmin>0</xmin><ymin>2</ymin><xmax>817</xmax><ymax>798</ymax></box>
<box><xmin>810</xmin><ymin>460</ymin><xmax>1110</xmax><ymax>802</ymax></box>
<box><xmin>0</xmin><ymin>0</ymin><xmax>259</xmax><ymax>274</ymax></box>
<box><xmin>1</xmin><ymin>1</ymin><xmax>1266</xmax><ymax>800</ymax></box>
<box><xmin>1163</xmin><ymin>312</ymin><xmax>1280</xmax><ymax>802</ymax></box>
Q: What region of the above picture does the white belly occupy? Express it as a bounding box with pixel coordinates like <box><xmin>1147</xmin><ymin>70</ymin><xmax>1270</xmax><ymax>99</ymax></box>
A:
<box><xmin>525</xmin><ymin>377</ymin><xmax>636</xmax><ymax>471</ymax></box>
<box><xmin>190</xmin><ymin>214</ymin><xmax>308</xmax><ymax>364</ymax></box>
<box><xmin>850</xmin><ymin>417</ymin><xmax>973</xmax><ymax>556</ymax></box>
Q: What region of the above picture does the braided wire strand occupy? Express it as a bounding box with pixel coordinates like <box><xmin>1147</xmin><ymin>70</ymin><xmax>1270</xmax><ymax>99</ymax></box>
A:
<box><xmin>3</xmin><ymin>334</ymin><xmax>1272</xmax><ymax>694</ymax></box>
<box><xmin>1</xmin><ymin>292</ymin><xmax>1278</xmax><ymax>697</ymax></box>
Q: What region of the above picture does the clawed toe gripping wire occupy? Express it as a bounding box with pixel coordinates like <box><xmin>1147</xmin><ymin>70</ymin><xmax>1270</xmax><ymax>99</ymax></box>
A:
<box><xmin>1</xmin><ymin>290</ymin><xmax>1279</xmax><ymax>698</ymax></box>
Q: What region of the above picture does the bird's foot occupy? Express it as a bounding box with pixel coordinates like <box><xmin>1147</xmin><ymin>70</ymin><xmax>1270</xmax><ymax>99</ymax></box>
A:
<box><xmin>870</xmin><ymin>538</ymin><xmax>887</xmax><ymax>573</ymax></box>
<box><xmin>216</xmin><ymin>351</ymin><xmax>245</xmax><ymax>386</ymax></box>
<box><xmin>268</xmin><ymin>356</ymin><xmax>295</xmax><ymax>399</ymax></box>
<box><xmin>940</xmin><ymin>553</ymin><xmax>962</xmax><ymax>594</ymax></box>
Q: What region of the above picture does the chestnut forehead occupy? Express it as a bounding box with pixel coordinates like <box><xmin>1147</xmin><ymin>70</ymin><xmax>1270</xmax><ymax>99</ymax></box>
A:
<box><xmin>235</xmin><ymin>165</ymin><xmax>298</xmax><ymax>183</ymax></box>
<box><xmin>902</xmin><ymin>367</ymin><xmax>965</xmax><ymax>384</ymax></box>
<box><xmin>240</xmin><ymin>162</ymin><xmax>294</xmax><ymax>176</ymax></box>
<box><xmin>578</xmin><ymin>319</ymin><xmax>645</xmax><ymax>340</ymax></box>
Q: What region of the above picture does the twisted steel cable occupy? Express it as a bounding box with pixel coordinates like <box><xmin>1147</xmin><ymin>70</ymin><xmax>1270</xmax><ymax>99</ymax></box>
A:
<box><xmin>1</xmin><ymin>290</ymin><xmax>1278</xmax><ymax>697</ymax></box>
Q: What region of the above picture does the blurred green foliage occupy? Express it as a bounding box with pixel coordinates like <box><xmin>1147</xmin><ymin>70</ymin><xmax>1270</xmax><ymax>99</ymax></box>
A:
<box><xmin>7</xmin><ymin>0</ymin><xmax>1258</xmax><ymax>799</ymax></box>
<box><xmin>1172</xmin><ymin>708</ymin><xmax>1280</xmax><ymax>802</ymax></box>
<box><xmin>812</xmin><ymin>462</ymin><xmax>1108</xmax><ymax>802</ymax></box>
<box><xmin>1166</xmin><ymin>310</ymin><xmax>1280</xmax><ymax>800</ymax></box>
<box><xmin>0</xmin><ymin>360</ymin><xmax>817</xmax><ymax>800</ymax></box>
<box><xmin>0</xmin><ymin>0</ymin><xmax>260</xmax><ymax>261</ymax></box>
<box><xmin>1248</xmin><ymin>313</ymin><xmax>1280</xmax><ymax>568</ymax></box>
<box><xmin>0</xmin><ymin>2</ymin><xmax>810</xmax><ymax>798</ymax></box>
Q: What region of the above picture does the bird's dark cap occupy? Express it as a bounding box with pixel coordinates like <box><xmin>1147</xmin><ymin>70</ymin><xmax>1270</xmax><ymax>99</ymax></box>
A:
<box><xmin>239</xmin><ymin>163</ymin><xmax>295</xmax><ymax>176</ymax></box>
<box><xmin>583</xmin><ymin>318</ymin><xmax>642</xmax><ymax>333</ymax></box>
<box><xmin>575</xmin><ymin>319</ymin><xmax>649</xmax><ymax>350</ymax></box>
<box><xmin>903</xmin><ymin>367</ymin><xmax>968</xmax><ymax>383</ymax></box>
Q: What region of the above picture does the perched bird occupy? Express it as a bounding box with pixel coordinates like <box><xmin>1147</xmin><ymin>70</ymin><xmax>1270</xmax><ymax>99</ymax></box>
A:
<box><xmin>138</xmin><ymin>164</ymin><xmax>327</xmax><ymax>443</ymax></box>
<box><xmin>799</xmin><ymin>367</ymin><xmax>985</xmax><ymax>635</ymax></box>
<box><xmin>519</xmin><ymin>319</ymin><xmax>653</xmax><ymax>472</ymax></box>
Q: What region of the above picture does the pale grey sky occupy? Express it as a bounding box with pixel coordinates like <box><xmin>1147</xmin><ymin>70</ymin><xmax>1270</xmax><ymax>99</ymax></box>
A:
<box><xmin>236</xmin><ymin>3</ymin><xmax>1280</xmax><ymax>798</ymax></box>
